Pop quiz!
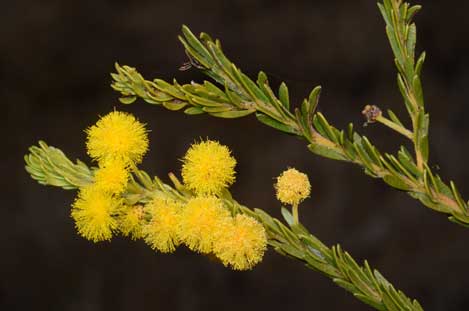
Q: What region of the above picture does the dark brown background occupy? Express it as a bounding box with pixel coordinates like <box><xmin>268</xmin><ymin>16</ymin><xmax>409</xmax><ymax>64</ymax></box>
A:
<box><xmin>3</xmin><ymin>0</ymin><xmax>469</xmax><ymax>310</ymax></box>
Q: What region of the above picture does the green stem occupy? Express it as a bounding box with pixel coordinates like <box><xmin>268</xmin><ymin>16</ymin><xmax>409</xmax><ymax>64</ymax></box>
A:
<box><xmin>292</xmin><ymin>203</ymin><xmax>299</xmax><ymax>224</ymax></box>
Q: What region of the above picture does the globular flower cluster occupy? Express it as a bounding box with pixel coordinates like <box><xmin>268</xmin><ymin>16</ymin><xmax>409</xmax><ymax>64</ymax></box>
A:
<box><xmin>86</xmin><ymin>110</ymin><xmax>148</xmax><ymax>165</ymax></box>
<box><xmin>181</xmin><ymin>140</ymin><xmax>236</xmax><ymax>195</ymax></box>
<box><xmin>71</xmin><ymin>186</ymin><xmax>121</xmax><ymax>242</ymax></box>
<box><xmin>214</xmin><ymin>214</ymin><xmax>268</xmax><ymax>270</ymax></box>
<box><xmin>69</xmin><ymin>111</ymin><xmax>267</xmax><ymax>271</ymax></box>
<box><xmin>178</xmin><ymin>196</ymin><xmax>231</xmax><ymax>253</ymax></box>
<box><xmin>275</xmin><ymin>168</ymin><xmax>311</xmax><ymax>206</ymax></box>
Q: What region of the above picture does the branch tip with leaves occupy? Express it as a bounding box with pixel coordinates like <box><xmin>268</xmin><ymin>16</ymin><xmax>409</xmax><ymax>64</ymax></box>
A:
<box><xmin>111</xmin><ymin>0</ymin><xmax>469</xmax><ymax>227</ymax></box>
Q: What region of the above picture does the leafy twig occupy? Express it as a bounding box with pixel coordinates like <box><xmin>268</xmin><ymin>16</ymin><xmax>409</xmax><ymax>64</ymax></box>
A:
<box><xmin>110</xmin><ymin>1</ymin><xmax>469</xmax><ymax>227</ymax></box>
<box><xmin>377</xmin><ymin>0</ymin><xmax>428</xmax><ymax>171</ymax></box>
<box><xmin>24</xmin><ymin>141</ymin><xmax>424</xmax><ymax>311</ymax></box>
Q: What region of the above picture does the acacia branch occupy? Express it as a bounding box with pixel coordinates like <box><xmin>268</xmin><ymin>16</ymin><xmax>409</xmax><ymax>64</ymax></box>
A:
<box><xmin>24</xmin><ymin>141</ymin><xmax>424</xmax><ymax>311</ymax></box>
<box><xmin>110</xmin><ymin>18</ymin><xmax>469</xmax><ymax>227</ymax></box>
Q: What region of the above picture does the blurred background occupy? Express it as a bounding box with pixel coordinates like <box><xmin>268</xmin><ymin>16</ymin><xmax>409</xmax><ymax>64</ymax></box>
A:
<box><xmin>3</xmin><ymin>0</ymin><xmax>469</xmax><ymax>310</ymax></box>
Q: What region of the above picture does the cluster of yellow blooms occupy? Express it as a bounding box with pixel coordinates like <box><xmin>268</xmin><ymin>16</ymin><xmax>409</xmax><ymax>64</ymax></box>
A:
<box><xmin>70</xmin><ymin>111</ymin><xmax>267</xmax><ymax>270</ymax></box>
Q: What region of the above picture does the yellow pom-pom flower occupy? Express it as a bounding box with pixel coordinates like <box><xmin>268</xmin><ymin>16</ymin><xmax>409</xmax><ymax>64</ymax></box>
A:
<box><xmin>214</xmin><ymin>214</ymin><xmax>267</xmax><ymax>271</ymax></box>
<box><xmin>94</xmin><ymin>158</ymin><xmax>129</xmax><ymax>194</ymax></box>
<box><xmin>118</xmin><ymin>205</ymin><xmax>144</xmax><ymax>240</ymax></box>
<box><xmin>181</xmin><ymin>140</ymin><xmax>236</xmax><ymax>195</ymax></box>
<box><xmin>143</xmin><ymin>198</ymin><xmax>182</xmax><ymax>253</ymax></box>
<box><xmin>71</xmin><ymin>185</ymin><xmax>121</xmax><ymax>242</ymax></box>
<box><xmin>275</xmin><ymin>168</ymin><xmax>311</xmax><ymax>206</ymax></box>
<box><xmin>86</xmin><ymin>111</ymin><xmax>149</xmax><ymax>165</ymax></box>
<box><xmin>178</xmin><ymin>196</ymin><xmax>231</xmax><ymax>253</ymax></box>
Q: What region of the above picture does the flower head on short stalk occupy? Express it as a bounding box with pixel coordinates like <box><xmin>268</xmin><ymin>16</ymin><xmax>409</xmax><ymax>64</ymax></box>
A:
<box><xmin>275</xmin><ymin>168</ymin><xmax>311</xmax><ymax>206</ymax></box>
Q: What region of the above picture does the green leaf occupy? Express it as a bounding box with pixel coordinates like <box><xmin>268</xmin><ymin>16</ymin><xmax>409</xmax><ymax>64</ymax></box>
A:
<box><xmin>408</xmin><ymin>191</ymin><xmax>446</xmax><ymax>212</ymax></box>
<box><xmin>210</xmin><ymin>109</ymin><xmax>255</xmax><ymax>118</ymax></box>
<box><xmin>281</xmin><ymin>207</ymin><xmax>294</xmax><ymax>226</ymax></box>
<box><xmin>406</xmin><ymin>5</ymin><xmax>422</xmax><ymax>23</ymax></box>
<box><xmin>202</xmin><ymin>105</ymin><xmax>232</xmax><ymax>113</ymax></box>
<box><xmin>119</xmin><ymin>96</ymin><xmax>137</xmax><ymax>104</ymax></box>
<box><xmin>314</xmin><ymin>113</ymin><xmax>339</xmax><ymax>143</ymax></box>
<box><xmin>278</xmin><ymin>82</ymin><xmax>290</xmax><ymax>110</ymax></box>
<box><xmin>434</xmin><ymin>175</ymin><xmax>453</xmax><ymax>198</ymax></box>
<box><xmin>397</xmin><ymin>74</ymin><xmax>414</xmax><ymax>114</ymax></box>
<box><xmin>352</xmin><ymin>141</ymin><xmax>376</xmax><ymax>171</ymax></box>
<box><xmin>386</xmin><ymin>26</ymin><xmax>404</xmax><ymax>69</ymax></box>
<box><xmin>397</xmin><ymin>147</ymin><xmax>420</xmax><ymax>177</ymax></box>
<box><xmin>304</xmin><ymin>256</ymin><xmax>341</xmax><ymax>278</ymax></box>
<box><xmin>240</xmin><ymin>72</ymin><xmax>270</xmax><ymax>103</ymax></box>
<box><xmin>347</xmin><ymin>123</ymin><xmax>354</xmax><ymax>140</ymax></box>
<box><xmin>416</xmin><ymin>111</ymin><xmax>429</xmax><ymax>162</ymax></box>
<box><xmin>184</xmin><ymin>107</ymin><xmax>205</xmax><ymax>115</ymax></box>
<box><xmin>382</xmin><ymin>175</ymin><xmax>411</xmax><ymax>191</ymax></box>
<box><xmin>205</xmin><ymin>40</ymin><xmax>234</xmax><ymax>75</ymax></box>
<box><xmin>361</xmin><ymin>137</ymin><xmax>382</xmax><ymax>166</ymax></box>
<box><xmin>225</xmin><ymin>87</ymin><xmax>246</xmax><ymax>108</ymax></box>
<box><xmin>412</xmin><ymin>75</ymin><xmax>424</xmax><ymax>107</ymax></box>
<box><xmin>333</xmin><ymin>278</ymin><xmax>358</xmax><ymax>294</ymax></box>
<box><xmin>354</xmin><ymin>293</ymin><xmax>384</xmax><ymax>311</ymax></box>
<box><xmin>448</xmin><ymin>216</ymin><xmax>469</xmax><ymax>228</ymax></box>
<box><xmin>307</xmin><ymin>143</ymin><xmax>348</xmax><ymax>162</ymax></box>
<box><xmin>257</xmin><ymin>71</ymin><xmax>268</xmax><ymax>87</ymax></box>
<box><xmin>253</xmin><ymin>208</ymin><xmax>281</xmax><ymax>234</ymax></box>
<box><xmin>162</xmin><ymin>101</ymin><xmax>187</xmax><ymax>111</ymax></box>
<box><xmin>377</xmin><ymin>3</ymin><xmax>391</xmax><ymax>27</ymax></box>
<box><xmin>450</xmin><ymin>181</ymin><xmax>467</xmax><ymax>211</ymax></box>
<box><xmin>147</xmin><ymin>90</ymin><xmax>174</xmax><ymax>102</ymax></box>
<box><xmin>189</xmin><ymin>94</ymin><xmax>226</xmax><ymax>107</ymax></box>
<box><xmin>256</xmin><ymin>113</ymin><xmax>297</xmax><ymax>135</ymax></box>
<box><xmin>154</xmin><ymin>79</ymin><xmax>187</xmax><ymax>100</ymax></box>
<box><xmin>308</xmin><ymin>86</ymin><xmax>322</xmax><ymax>115</ymax></box>
<box><xmin>180</xmin><ymin>25</ymin><xmax>213</xmax><ymax>66</ymax></box>
<box><xmin>406</xmin><ymin>23</ymin><xmax>417</xmax><ymax>60</ymax></box>
<box><xmin>203</xmin><ymin>81</ymin><xmax>228</xmax><ymax>100</ymax></box>
<box><xmin>387</xmin><ymin>109</ymin><xmax>404</xmax><ymax>127</ymax></box>
<box><xmin>415</xmin><ymin>51</ymin><xmax>426</xmax><ymax>76</ymax></box>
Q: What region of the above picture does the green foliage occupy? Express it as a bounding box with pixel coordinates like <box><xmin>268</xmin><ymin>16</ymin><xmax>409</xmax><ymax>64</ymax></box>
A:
<box><xmin>25</xmin><ymin>142</ymin><xmax>423</xmax><ymax>311</ymax></box>
<box><xmin>24</xmin><ymin>141</ymin><xmax>93</xmax><ymax>189</ymax></box>
<box><xmin>111</xmin><ymin>0</ymin><xmax>469</xmax><ymax>226</ymax></box>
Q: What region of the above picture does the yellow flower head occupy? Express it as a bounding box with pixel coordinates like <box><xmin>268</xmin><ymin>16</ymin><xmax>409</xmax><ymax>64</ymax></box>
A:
<box><xmin>143</xmin><ymin>198</ymin><xmax>182</xmax><ymax>253</ymax></box>
<box><xmin>71</xmin><ymin>185</ymin><xmax>121</xmax><ymax>242</ymax></box>
<box><xmin>118</xmin><ymin>205</ymin><xmax>144</xmax><ymax>240</ymax></box>
<box><xmin>178</xmin><ymin>196</ymin><xmax>231</xmax><ymax>253</ymax></box>
<box><xmin>214</xmin><ymin>214</ymin><xmax>267</xmax><ymax>271</ymax></box>
<box><xmin>86</xmin><ymin>111</ymin><xmax>149</xmax><ymax>164</ymax></box>
<box><xmin>94</xmin><ymin>158</ymin><xmax>130</xmax><ymax>194</ymax></box>
<box><xmin>275</xmin><ymin>168</ymin><xmax>311</xmax><ymax>206</ymax></box>
<box><xmin>181</xmin><ymin>140</ymin><xmax>236</xmax><ymax>195</ymax></box>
